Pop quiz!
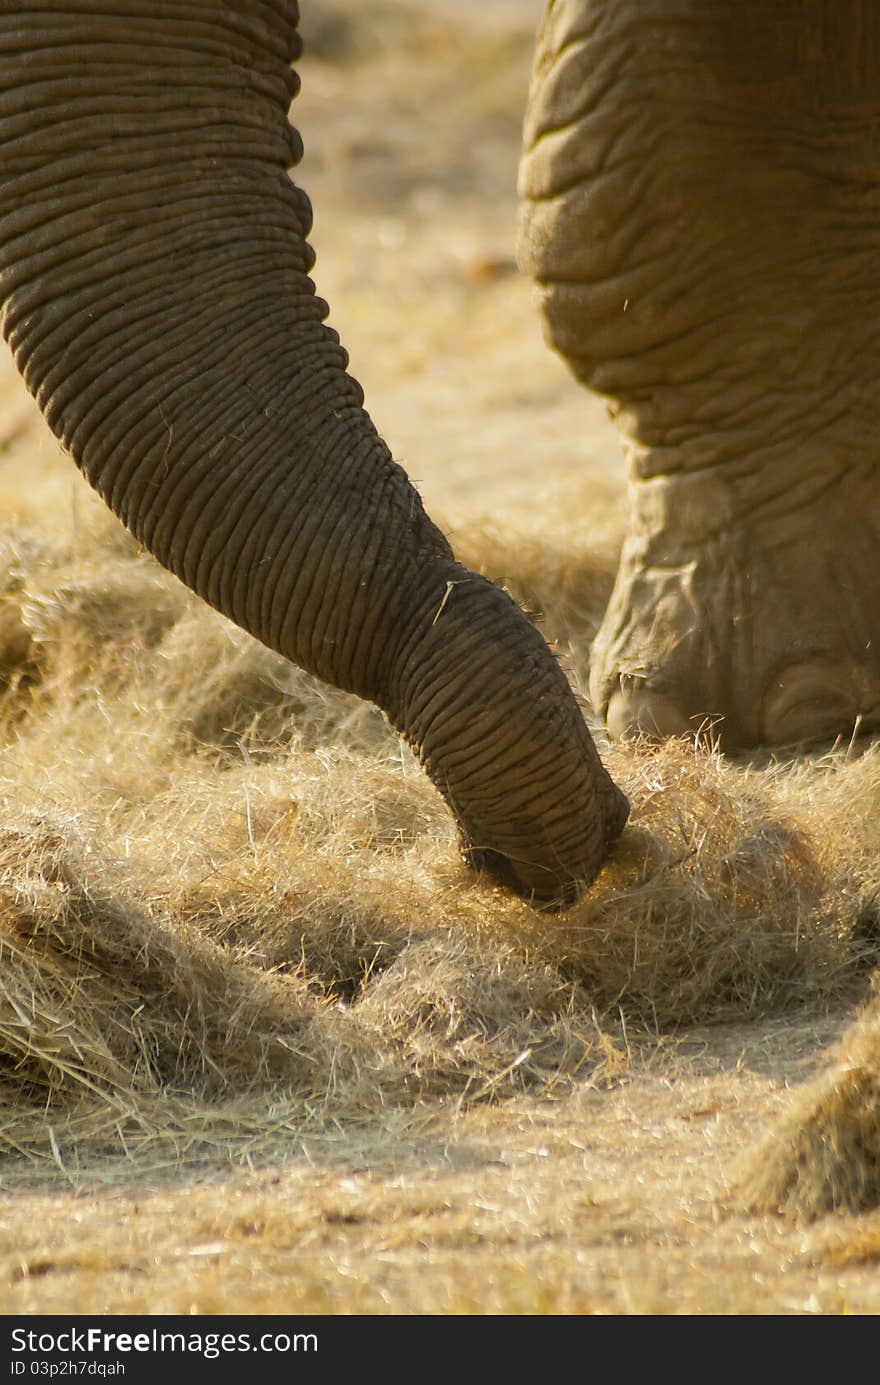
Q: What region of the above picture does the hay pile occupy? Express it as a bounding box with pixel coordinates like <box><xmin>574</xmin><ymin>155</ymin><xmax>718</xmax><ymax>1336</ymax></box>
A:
<box><xmin>0</xmin><ymin>1</ymin><xmax>878</xmax><ymax>1204</ymax></box>
<box><xmin>740</xmin><ymin>994</ymin><xmax>880</xmax><ymax>1220</ymax></box>
<box><xmin>0</xmin><ymin>495</ymin><xmax>876</xmax><ymax>1188</ymax></box>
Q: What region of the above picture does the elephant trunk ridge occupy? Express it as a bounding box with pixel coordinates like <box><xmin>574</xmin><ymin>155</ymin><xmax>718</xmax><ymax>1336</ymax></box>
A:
<box><xmin>0</xmin><ymin>0</ymin><xmax>628</xmax><ymax>906</ymax></box>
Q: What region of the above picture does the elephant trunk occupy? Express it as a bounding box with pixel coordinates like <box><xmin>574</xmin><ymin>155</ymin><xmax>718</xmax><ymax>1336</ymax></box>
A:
<box><xmin>0</xmin><ymin>0</ymin><xmax>627</xmax><ymax>906</ymax></box>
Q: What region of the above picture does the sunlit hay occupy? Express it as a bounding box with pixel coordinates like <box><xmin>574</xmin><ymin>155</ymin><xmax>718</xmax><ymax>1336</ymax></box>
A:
<box><xmin>352</xmin><ymin>936</ymin><xmax>613</xmax><ymax>1098</ymax></box>
<box><xmin>0</xmin><ymin>809</ymin><xmax>427</xmax><ymax>1181</ymax></box>
<box><xmin>156</xmin><ymin>755</ymin><xmax>442</xmax><ymax>1000</ymax></box>
<box><xmin>0</xmin><ymin>817</ymin><xmax>322</xmax><ymax>1093</ymax></box>
<box><xmin>129</xmin><ymin>730</ymin><xmax>854</xmax><ymax>1066</ymax></box>
<box><xmin>145</xmin><ymin>763</ymin><xmax>428</xmax><ymax>999</ymax></box>
<box><xmin>22</xmin><ymin>563</ymin><xmax>187</xmax><ymax>688</ymax></box>
<box><xmin>0</xmin><ymin>526</ymin><xmax>188</xmax><ymax>730</ymax></box>
<box><xmin>3</xmin><ymin>637</ymin><xmax>866</xmax><ymax>1135</ymax></box>
<box><xmin>739</xmin><ymin>993</ymin><xmax>880</xmax><ymax>1220</ymax></box>
<box><xmin>82</xmin><ymin>741</ymin><xmax>624</xmax><ymax>1105</ymax></box>
<box><xmin>784</xmin><ymin>746</ymin><xmax>880</xmax><ymax>957</ymax></box>
<box><xmin>0</xmin><ymin>543</ymin><xmax>43</xmax><ymax>700</ymax></box>
<box><xmin>0</xmin><ymin>529</ymin><xmax>89</xmax><ymax>706</ymax></box>
<box><xmin>450</xmin><ymin>486</ymin><xmax>624</xmax><ymax>659</ymax></box>
<box><xmin>465</xmin><ymin>737</ymin><xmax>848</xmax><ymax>1029</ymax></box>
<box><xmin>1</xmin><ymin>464</ymin><xmax>878</xmax><ymax>1177</ymax></box>
<box><xmin>154</xmin><ymin>613</ymin><xmax>389</xmax><ymax>757</ymax></box>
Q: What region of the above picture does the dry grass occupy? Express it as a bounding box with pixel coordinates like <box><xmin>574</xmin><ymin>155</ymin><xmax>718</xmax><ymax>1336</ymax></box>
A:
<box><xmin>1</xmin><ymin>0</ymin><xmax>879</xmax><ymax>1314</ymax></box>
<box><xmin>740</xmin><ymin>993</ymin><xmax>880</xmax><ymax>1221</ymax></box>
<box><xmin>0</xmin><ymin>480</ymin><xmax>875</xmax><ymax>1199</ymax></box>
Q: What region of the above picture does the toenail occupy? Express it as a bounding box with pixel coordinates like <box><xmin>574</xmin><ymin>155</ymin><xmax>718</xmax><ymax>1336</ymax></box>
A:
<box><xmin>760</xmin><ymin>662</ymin><xmax>861</xmax><ymax>744</ymax></box>
<box><xmin>606</xmin><ymin>685</ymin><xmax>690</xmax><ymax>741</ymax></box>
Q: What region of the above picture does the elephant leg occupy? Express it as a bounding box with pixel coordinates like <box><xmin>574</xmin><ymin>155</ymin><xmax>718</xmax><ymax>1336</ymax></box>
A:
<box><xmin>520</xmin><ymin>0</ymin><xmax>880</xmax><ymax>748</ymax></box>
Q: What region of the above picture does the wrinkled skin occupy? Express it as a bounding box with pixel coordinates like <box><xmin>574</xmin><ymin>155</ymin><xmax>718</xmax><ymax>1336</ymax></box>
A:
<box><xmin>0</xmin><ymin>2</ymin><xmax>628</xmax><ymax>909</ymax></box>
<box><xmin>520</xmin><ymin>0</ymin><xmax>880</xmax><ymax>749</ymax></box>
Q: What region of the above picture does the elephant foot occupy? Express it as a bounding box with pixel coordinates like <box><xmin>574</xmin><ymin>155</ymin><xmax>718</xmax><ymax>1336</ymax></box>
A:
<box><xmin>590</xmin><ymin>468</ymin><xmax>880</xmax><ymax>749</ymax></box>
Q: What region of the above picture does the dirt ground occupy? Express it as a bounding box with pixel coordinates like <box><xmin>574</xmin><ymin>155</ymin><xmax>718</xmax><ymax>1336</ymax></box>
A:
<box><xmin>4</xmin><ymin>1011</ymin><xmax>879</xmax><ymax>1316</ymax></box>
<box><xmin>1</xmin><ymin>1</ymin><xmax>880</xmax><ymax>1316</ymax></box>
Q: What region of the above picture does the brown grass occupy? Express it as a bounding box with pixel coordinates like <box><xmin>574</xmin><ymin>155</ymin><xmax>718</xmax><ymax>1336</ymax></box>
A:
<box><xmin>0</xmin><ymin>490</ymin><xmax>874</xmax><ymax>1197</ymax></box>
<box><xmin>740</xmin><ymin>994</ymin><xmax>880</xmax><ymax>1221</ymax></box>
